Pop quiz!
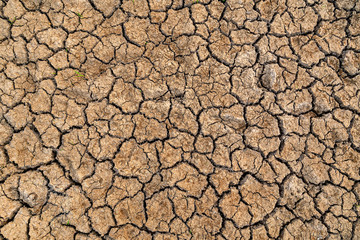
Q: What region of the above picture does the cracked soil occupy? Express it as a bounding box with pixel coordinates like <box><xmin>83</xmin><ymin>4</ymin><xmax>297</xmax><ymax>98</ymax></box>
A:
<box><xmin>1</xmin><ymin>0</ymin><xmax>360</xmax><ymax>239</ymax></box>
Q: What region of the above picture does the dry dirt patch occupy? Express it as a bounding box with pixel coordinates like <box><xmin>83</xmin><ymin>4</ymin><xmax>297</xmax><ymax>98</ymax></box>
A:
<box><xmin>1</xmin><ymin>0</ymin><xmax>360</xmax><ymax>239</ymax></box>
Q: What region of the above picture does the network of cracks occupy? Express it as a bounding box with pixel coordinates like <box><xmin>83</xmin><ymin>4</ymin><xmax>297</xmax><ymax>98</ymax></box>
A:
<box><xmin>1</xmin><ymin>0</ymin><xmax>360</xmax><ymax>239</ymax></box>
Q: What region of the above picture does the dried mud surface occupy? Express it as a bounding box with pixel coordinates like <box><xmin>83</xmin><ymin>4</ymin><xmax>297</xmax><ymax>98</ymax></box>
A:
<box><xmin>1</xmin><ymin>0</ymin><xmax>360</xmax><ymax>239</ymax></box>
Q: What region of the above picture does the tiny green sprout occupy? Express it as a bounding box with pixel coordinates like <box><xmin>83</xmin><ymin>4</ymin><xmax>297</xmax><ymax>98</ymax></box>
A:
<box><xmin>65</xmin><ymin>48</ymin><xmax>69</xmax><ymax>52</ymax></box>
<box><xmin>74</xmin><ymin>70</ymin><xmax>84</xmax><ymax>77</ymax></box>
<box><xmin>75</xmin><ymin>12</ymin><xmax>83</xmax><ymax>18</ymax></box>
<box><xmin>66</xmin><ymin>220</ymin><xmax>70</xmax><ymax>225</ymax></box>
<box><xmin>189</xmin><ymin>229</ymin><xmax>192</xmax><ymax>235</ymax></box>
<box><xmin>8</xmin><ymin>17</ymin><xmax>16</xmax><ymax>25</ymax></box>
<box><xmin>132</xmin><ymin>0</ymin><xmax>135</xmax><ymax>3</ymax></box>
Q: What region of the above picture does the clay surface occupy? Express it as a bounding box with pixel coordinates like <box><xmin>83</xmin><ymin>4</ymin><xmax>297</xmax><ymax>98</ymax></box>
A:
<box><xmin>1</xmin><ymin>0</ymin><xmax>360</xmax><ymax>239</ymax></box>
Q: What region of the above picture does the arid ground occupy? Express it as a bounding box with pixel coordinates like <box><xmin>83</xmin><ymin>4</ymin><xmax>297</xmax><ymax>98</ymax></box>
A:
<box><xmin>0</xmin><ymin>0</ymin><xmax>360</xmax><ymax>239</ymax></box>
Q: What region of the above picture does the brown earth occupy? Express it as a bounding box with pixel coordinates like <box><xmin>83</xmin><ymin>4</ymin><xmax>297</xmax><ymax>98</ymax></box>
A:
<box><xmin>1</xmin><ymin>0</ymin><xmax>360</xmax><ymax>239</ymax></box>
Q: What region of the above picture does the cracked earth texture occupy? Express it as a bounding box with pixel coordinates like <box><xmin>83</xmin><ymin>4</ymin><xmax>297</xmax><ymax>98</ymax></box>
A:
<box><xmin>0</xmin><ymin>0</ymin><xmax>360</xmax><ymax>239</ymax></box>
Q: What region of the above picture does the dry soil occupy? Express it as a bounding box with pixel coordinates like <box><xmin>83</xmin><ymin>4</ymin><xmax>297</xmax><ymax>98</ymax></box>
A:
<box><xmin>1</xmin><ymin>0</ymin><xmax>360</xmax><ymax>239</ymax></box>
